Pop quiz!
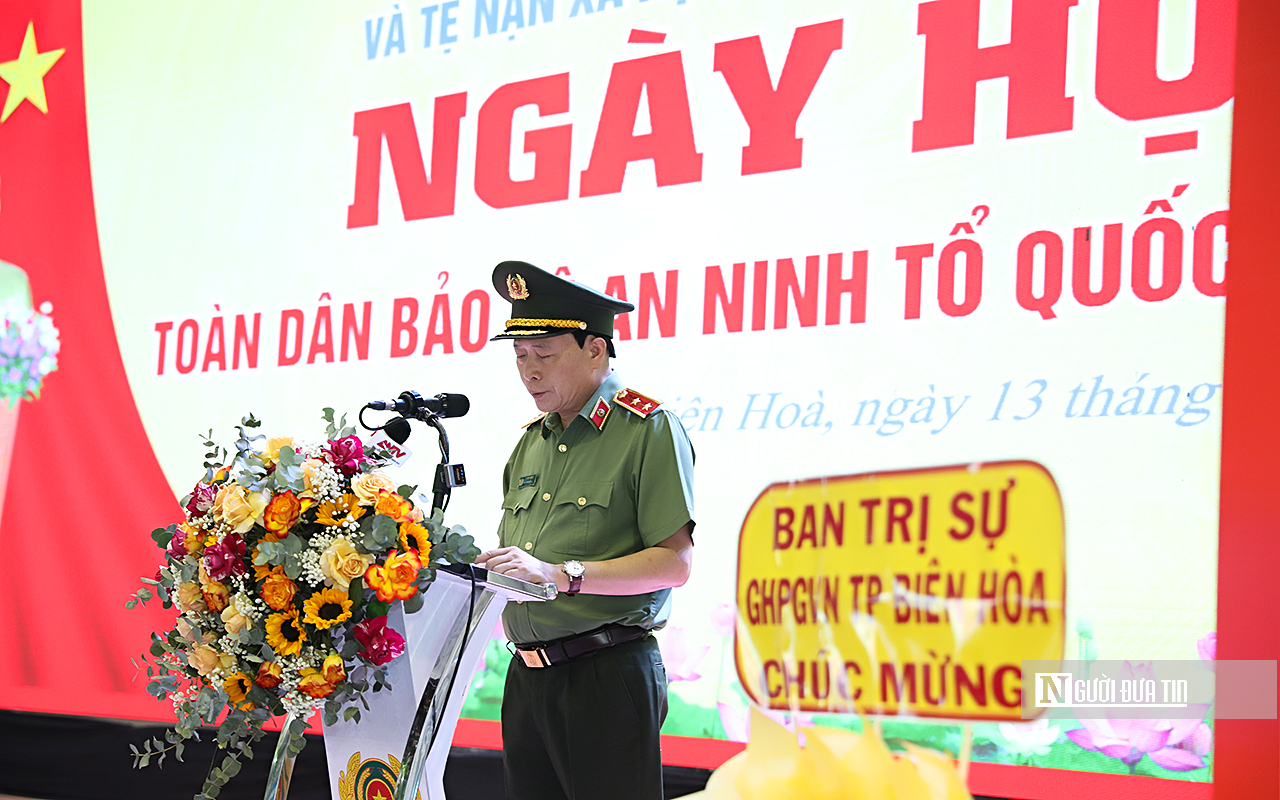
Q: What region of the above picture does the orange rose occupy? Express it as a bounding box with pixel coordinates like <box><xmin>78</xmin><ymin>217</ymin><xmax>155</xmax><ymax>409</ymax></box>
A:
<box><xmin>386</xmin><ymin>549</ymin><xmax>420</xmax><ymax>585</ymax></box>
<box><xmin>320</xmin><ymin>538</ymin><xmax>374</xmax><ymax>590</ymax></box>
<box><xmin>262</xmin><ymin>490</ymin><xmax>305</xmax><ymax>534</ymax></box>
<box><xmin>260</xmin><ymin>568</ymin><xmax>298</xmax><ymax>611</ymax></box>
<box><xmin>351</xmin><ymin>472</ymin><xmax>398</xmax><ymax>506</ymax></box>
<box><xmin>321</xmin><ymin>653</ymin><xmax>346</xmax><ymax>685</ymax></box>
<box><xmin>176</xmin><ymin>582</ymin><xmax>206</xmax><ymax>613</ymax></box>
<box><xmin>374</xmin><ymin>491</ymin><xmax>415</xmax><ymax>523</ymax></box>
<box><xmin>202</xmin><ymin>582</ymin><xmax>230</xmax><ymax>613</ymax></box>
<box><xmin>187</xmin><ymin>645</ymin><xmax>232</xmax><ymax>677</ymax></box>
<box><xmin>255</xmin><ymin>661</ymin><xmax>282</xmax><ymax>689</ymax></box>
<box><xmin>297</xmin><ymin>667</ymin><xmax>335</xmax><ymax>699</ymax></box>
<box><xmin>364</xmin><ymin>549</ymin><xmax>422</xmax><ymax>602</ymax></box>
<box><xmin>214</xmin><ymin>484</ymin><xmax>268</xmax><ymax>534</ymax></box>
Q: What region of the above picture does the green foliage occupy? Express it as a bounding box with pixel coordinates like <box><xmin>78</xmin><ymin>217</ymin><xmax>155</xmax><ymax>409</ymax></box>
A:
<box><xmin>254</xmin><ymin>534</ymin><xmax>305</xmax><ymax>579</ymax></box>
<box><xmin>321</xmin><ymin>407</ymin><xmax>356</xmax><ymax>440</ymax></box>
<box><xmin>199</xmin><ymin>429</ymin><xmax>227</xmax><ymax>471</ymax></box>
<box><xmin>270</xmin><ymin>446</ymin><xmax>306</xmax><ymax>493</ymax></box>
<box><xmin>364</xmin><ymin>514</ymin><xmax>399</xmax><ymax>552</ymax></box>
<box><xmin>152</xmin><ymin>524</ymin><xmax>177</xmax><ymax>548</ymax></box>
<box><xmin>433</xmin><ymin>528</ymin><xmax>481</xmax><ymax>565</ymax></box>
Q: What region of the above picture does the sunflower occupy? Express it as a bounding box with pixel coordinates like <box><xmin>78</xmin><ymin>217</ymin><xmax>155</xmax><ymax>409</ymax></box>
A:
<box><xmin>316</xmin><ymin>493</ymin><xmax>366</xmax><ymax>527</ymax></box>
<box><xmin>264</xmin><ymin>608</ymin><xmax>307</xmax><ymax>657</ymax></box>
<box><xmin>302</xmin><ymin>587</ymin><xmax>354</xmax><ymax>630</ymax></box>
<box><xmin>223</xmin><ymin>672</ymin><xmax>254</xmax><ymax>710</ymax></box>
<box><xmin>399</xmin><ymin>521</ymin><xmax>431</xmax><ymax>555</ymax></box>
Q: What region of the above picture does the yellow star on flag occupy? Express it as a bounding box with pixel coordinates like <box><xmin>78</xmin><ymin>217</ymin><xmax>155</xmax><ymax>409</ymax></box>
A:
<box><xmin>0</xmin><ymin>21</ymin><xmax>65</xmax><ymax>123</ymax></box>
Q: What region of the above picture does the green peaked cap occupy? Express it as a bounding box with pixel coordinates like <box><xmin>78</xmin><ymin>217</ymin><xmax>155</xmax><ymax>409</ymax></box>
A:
<box><xmin>490</xmin><ymin>261</ymin><xmax>634</xmax><ymax>341</ymax></box>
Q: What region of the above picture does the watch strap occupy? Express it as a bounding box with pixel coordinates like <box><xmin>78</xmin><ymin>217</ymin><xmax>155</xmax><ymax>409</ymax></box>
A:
<box><xmin>562</xmin><ymin>561</ymin><xmax>584</xmax><ymax>596</ymax></box>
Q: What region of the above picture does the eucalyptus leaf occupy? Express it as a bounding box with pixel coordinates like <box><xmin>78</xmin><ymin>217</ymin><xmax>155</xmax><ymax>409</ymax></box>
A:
<box><xmin>370</xmin><ymin>515</ymin><xmax>398</xmax><ymax>549</ymax></box>
<box><xmin>152</xmin><ymin>526</ymin><xmax>175</xmax><ymax>547</ymax></box>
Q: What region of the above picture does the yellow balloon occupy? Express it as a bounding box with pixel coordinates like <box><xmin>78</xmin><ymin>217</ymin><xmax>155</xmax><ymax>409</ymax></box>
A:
<box><xmin>733</xmin><ymin>708</ymin><xmax>806</xmax><ymax>800</ymax></box>
<box><xmin>693</xmin><ymin>710</ymin><xmax>972</xmax><ymax>800</ymax></box>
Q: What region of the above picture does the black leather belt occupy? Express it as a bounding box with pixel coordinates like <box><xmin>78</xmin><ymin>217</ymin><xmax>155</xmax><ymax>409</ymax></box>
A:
<box><xmin>513</xmin><ymin>624</ymin><xmax>650</xmax><ymax>668</ymax></box>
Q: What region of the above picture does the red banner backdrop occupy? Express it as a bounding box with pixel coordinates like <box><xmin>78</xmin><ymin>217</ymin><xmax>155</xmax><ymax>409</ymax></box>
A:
<box><xmin>0</xmin><ymin>0</ymin><xmax>183</xmax><ymax>719</ymax></box>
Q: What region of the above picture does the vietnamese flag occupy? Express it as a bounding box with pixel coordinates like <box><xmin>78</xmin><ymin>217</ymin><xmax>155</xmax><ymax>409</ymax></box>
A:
<box><xmin>0</xmin><ymin>0</ymin><xmax>184</xmax><ymax>720</ymax></box>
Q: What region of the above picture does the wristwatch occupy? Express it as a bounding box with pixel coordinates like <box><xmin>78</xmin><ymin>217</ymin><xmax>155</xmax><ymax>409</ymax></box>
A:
<box><xmin>561</xmin><ymin>560</ymin><xmax>585</xmax><ymax>595</ymax></box>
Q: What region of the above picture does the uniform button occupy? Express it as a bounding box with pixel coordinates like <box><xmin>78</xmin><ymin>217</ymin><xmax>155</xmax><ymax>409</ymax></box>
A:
<box><xmin>577</xmin><ymin>497</ymin><xmax>587</xmax><ymax>506</ymax></box>
<box><xmin>524</xmin><ymin>542</ymin><xmax>533</xmax><ymax>551</ymax></box>
<box><xmin>542</xmin><ymin>492</ymin><xmax>551</xmax><ymax>501</ymax></box>
<box><xmin>558</xmin><ymin>444</ymin><xmax>568</xmax><ymax>452</ymax></box>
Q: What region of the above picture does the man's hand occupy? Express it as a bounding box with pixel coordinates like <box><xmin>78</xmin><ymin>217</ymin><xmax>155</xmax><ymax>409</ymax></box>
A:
<box><xmin>476</xmin><ymin>547</ymin><xmax>562</xmax><ymax>588</ymax></box>
<box><xmin>477</xmin><ymin>524</ymin><xmax>693</xmax><ymax>596</ymax></box>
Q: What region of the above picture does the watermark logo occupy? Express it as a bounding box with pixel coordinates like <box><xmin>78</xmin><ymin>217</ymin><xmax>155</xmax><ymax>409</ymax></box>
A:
<box><xmin>1035</xmin><ymin>673</ymin><xmax>1072</xmax><ymax>707</ymax></box>
<box><xmin>1018</xmin><ymin>660</ymin><xmax>1274</xmax><ymax>720</ymax></box>
<box><xmin>1032</xmin><ymin>671</ymin><xmax>1187</xmax><ymax>709</ymax></box>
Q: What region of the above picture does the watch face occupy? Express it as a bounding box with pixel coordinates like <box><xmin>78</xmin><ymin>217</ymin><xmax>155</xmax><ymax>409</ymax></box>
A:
<box><xmin>563</xmin><ymin>560</ymin><xmax>585</xmax><ymax>578</ymax></box>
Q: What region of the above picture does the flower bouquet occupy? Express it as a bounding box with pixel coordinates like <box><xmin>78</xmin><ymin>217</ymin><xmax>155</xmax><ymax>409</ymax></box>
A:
<box><xmin>129</xmin><ymin>409</ymin><xmax>480</xmax><ymax>799</ymax></box>
<box><xmin>0</xmin><ymin>295</ymin><xmax>59</xmax><ymax>404</ymax></box>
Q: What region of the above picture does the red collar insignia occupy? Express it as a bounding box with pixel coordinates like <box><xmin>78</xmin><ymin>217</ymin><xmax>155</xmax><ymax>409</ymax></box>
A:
<box><xmin>589</xmin><ymin>397</ymin><xmax>612</xmax><ymax>431</ymax></box>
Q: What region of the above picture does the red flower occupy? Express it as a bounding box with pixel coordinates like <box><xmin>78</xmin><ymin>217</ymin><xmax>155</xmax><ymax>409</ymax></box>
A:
<box><xmin>186</xmin><ymin>482</ymin><xmax>218</xmax><ymax>516</ymax></box>
<box><xmin>167</xmin><ymin>529</ymin><xmax>188</xmax><ymax>559</ymax></box>
<box><xmin>352</xmin><ymin>615</ymin><xmax>405</xmax><ymax>666</ymax></box>
<box><xmin>203</xmin><ymin>533</ymin><xmax>247</xmax><ymax>581</ymax></box>
<box><xmin>324</xmin><ymin>435</ymin><xmax>368</xmax><ymax>476</ymax></box>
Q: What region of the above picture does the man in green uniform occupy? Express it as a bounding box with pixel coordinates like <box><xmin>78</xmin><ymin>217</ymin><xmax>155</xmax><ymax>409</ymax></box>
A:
<box><xmin>476</xmin><ymin>261</ymin><xmax>695</xmax><ymax>800</ymax></box>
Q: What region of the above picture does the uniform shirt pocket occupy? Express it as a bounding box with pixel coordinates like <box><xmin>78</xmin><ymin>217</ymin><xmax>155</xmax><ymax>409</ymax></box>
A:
<box><xmin>547</xmin><ymin>481</ymin><xmax>614</xmax><ymax>558</ymax></box>
<box><xmin>499</xmin><ymin>485</ymin><xmax>537</xmax><ymax>546</ymax></box>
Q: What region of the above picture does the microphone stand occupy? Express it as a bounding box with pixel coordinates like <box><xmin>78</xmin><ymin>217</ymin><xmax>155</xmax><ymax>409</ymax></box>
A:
<box><xmin>422</xmin><ymin>412</ymin><xmax>452</xmax><ymax>514</ymax></box>
<box><xmin>392</xmin><ymin>410</ymin><xmax>480</xmax><ymax>800</ymax></box>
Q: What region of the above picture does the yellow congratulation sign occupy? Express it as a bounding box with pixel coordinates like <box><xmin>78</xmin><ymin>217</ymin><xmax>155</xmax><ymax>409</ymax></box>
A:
<box><xmin>735</xmin><ymin>461</ymin><xmax>1064</xmax><ymax>720</ymax></box>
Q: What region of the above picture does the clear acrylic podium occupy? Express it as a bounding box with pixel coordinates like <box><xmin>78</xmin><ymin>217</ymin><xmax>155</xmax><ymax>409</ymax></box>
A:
<box><xmin>263</xmin><ymin>564</ymin><xmax>552</xmax><ymax>800</ymax></box>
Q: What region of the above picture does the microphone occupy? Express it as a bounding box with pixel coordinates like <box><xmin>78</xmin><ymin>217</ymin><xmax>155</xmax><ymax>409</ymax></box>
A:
<box><xmin>368</xmin><ymin>391</ymin><xmax>471</xmax><ymax>419</ymax></box>
<box><xmin>383</xmin><ymin>416</ymin><xmax>412</xmax><ymax>444</ymax></box>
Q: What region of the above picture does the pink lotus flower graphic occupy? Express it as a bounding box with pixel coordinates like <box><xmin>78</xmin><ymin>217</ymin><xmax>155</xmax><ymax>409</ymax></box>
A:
<box><xmin>1066</xmin><ymin>715</ymin><xmax>1212</xmax><ymax>770</ymax></box>
<box><xmin>1197</xmin><ymin>631</ymin><xmax>1216</xmax><ymax>662</ymax></box>
<box><xmin>709</xmin><ymin>602</ymin><xmax>735</xmax><ymax>637</ymax></box>
<box><xmin>1064</xmin><ymin>662</ymin><xmax>1212</xmax><ymax>771</ymax></box>
<box><xmin>659</xmin><ymin>625</ymin><xmax>710</xmax><ymax>682</ymax></box>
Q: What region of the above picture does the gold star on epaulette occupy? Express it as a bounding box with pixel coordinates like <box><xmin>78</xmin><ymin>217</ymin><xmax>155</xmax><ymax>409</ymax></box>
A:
<box><xmin>523</xmin><ymin>412</ymin><xmax>547</xmax><ymax>429</ymax></box>
<box><xmin>614</xmin><ymin>388</ymin><xmax>662</xmax><ymax>418</ymax></box>
<box><xmin>588</xmin><ymin>396</ymin><xmax>612</xmax><ymax>431</ymax></box>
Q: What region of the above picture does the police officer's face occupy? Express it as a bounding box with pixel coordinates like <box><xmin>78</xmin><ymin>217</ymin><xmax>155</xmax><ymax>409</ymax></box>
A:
<box><xmin>513</xmin><ymin>335</ymin><xmax>605</xmax><ymax>417</ymax></box>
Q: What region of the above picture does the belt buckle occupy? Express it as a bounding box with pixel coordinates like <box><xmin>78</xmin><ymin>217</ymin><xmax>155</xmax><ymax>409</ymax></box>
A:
<box><xmin>518</xmin><ymin>646</ymin><xmax>552</xmax><ymax>668</ymax></box>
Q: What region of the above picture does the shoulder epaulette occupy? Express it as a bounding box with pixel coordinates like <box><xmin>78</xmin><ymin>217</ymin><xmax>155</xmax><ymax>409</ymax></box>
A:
<box><xmin>614</xmin><ymin>388</ymin><xmax>662</xmax><ymax>418</ymax></box>
<box><xmin>523</xmin><ymin>412</ymin><xmax>547</xmax><ymax>429</ymax></box>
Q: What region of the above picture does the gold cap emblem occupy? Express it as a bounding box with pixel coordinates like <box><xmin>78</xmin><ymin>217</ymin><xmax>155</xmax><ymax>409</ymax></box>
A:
<box><xmin>507</xmin><ymin>273</ymin><xmax>530</xmax><ymax>300</ymax></box>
